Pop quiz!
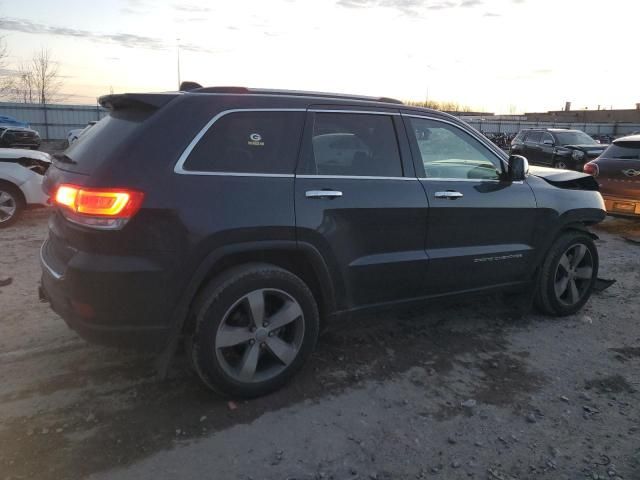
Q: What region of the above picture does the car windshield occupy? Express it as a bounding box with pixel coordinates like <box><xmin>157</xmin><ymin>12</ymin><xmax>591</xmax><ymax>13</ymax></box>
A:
<box><xmin>554</xmin><ymin>131</ymin><xmax>598</xmax><ymax>146</ymax></box>
<box><xmin>604</xmin><ymin>141</ymin><xmax>640</xmax><ymax>159</ymax></box>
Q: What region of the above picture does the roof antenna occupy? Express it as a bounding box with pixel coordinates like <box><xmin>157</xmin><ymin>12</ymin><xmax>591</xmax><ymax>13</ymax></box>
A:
<box><xmin>179</xmin><ymin>81</ymin><xmax>203</xmax><ymax>92</ymax></box>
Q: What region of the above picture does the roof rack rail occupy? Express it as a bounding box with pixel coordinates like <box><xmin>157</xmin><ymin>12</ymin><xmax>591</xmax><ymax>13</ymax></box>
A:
<box><xmin>189</xmin><ymin>86</ymin><xmax>403</xmax><ymax>105</ymax></box>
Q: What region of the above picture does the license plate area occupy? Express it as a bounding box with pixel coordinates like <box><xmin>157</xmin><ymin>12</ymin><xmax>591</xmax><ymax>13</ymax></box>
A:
<box><xmin>612</xmin><ymin>201</ymin><xmax>637</xmax><ymax>213</ymax></box>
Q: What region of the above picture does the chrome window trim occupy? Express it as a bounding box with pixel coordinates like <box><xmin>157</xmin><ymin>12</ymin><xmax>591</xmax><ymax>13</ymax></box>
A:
<box><xmin>40</xmin><ymin>241</ymin><xmax>64</xmax><ymax>280</ymax></box>
<box><xmin>297</xmin><ymin>174</ymin><xmax>417</xmax><ymax>181</ymax></box>
<box><xmin>174</xmin><ymin>108</ymin><xmax>306</xmax><ymax>176</ymax></box>
<box><xmin>176</xmin><ymin>171</ymin><xmax>295</xmax><ymax>178</ymax></box>
<box><xmin>402</xmin><ymin>113</ymin><xmax>509</xmax><ymax>168</ymax></box>
<box><xmin>419</xmin><ymin>178</ymin><xmax>524</xmax><ymax>185</ymax></box>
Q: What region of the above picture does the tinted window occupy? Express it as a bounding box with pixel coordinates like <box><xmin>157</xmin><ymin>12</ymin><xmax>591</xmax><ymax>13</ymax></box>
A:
<box><xmin>184</xmin><ymin>111</ymin><xmax>304</xmax><ymax>173</ymax></box>
<box><xmin>409</xmin><ymin>118</ymin><xmax>500</xmax><ymax>180</ymax></box>
<box><xmin>308</xmin><ymin>113</ymin><xmax>402</xmax><ymax>177</ymax></box>
<box><xmin>524</xmin><ymin>131</ymin><xmax>542</xmax><ymax>143</ymax></box>
<box><xmin>513</xmin><ymin>131</ymin><xmax>526</xmax><ymax>142</ymax></box>
<box><xmin>603</xmin><ymin>142</ymin><xmax>640</xmax><ymax>159</ymax></box>
<box><xmin>63</xmin><ymin>110</ymin><xmax>151</xmax><ymax>174</ymax></box>
<box><xmin>553</xmin><ymin>131</ymin><xmax>598</xmax><ymax>146</ymax></box>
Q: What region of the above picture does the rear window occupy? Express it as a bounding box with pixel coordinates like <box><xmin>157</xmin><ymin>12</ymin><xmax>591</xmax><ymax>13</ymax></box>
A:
<box><xmin>63</xmin><ymin>110</ymin><xmax>151</xmax><ymax>174</ymax></box>
<box><xmin>183</xmin><ymin>111</ymin><xmax>305</xmax><ymax>174</ymax></box>
<box><xmin>603</xmin><ymin>142</ymin><xmax>640</xmax><ymax>160</ymax></box>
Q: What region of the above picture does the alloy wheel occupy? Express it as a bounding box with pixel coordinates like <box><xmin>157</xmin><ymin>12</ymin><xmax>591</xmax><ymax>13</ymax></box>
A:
<box><xmin>215</xmin><ymin>288</ymin><xmax>305</xmax><ymax>383</ymax></box>
<box><xmin>553</xmin><ymin>243</ymin><xmax>594</xmax><ymax>306</ymax></box>
<box><xmin>0</xmin><ymin>190</ymin><xmax>17</xmax><ymax>224</ymax></box>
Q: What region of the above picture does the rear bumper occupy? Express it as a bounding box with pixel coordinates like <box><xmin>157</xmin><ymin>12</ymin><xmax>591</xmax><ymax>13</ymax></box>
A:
<box><xmin>40</xmin><ymin>238</ymin><xmax>173</xmax><ymax>351</ymax></box>
<box><xmin>602</xmin><ymin>195</ymin><xmax>640</xmax><ymax>217</ymax></box>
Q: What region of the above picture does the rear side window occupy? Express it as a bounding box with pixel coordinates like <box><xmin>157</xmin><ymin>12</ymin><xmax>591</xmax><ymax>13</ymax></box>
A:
<box><xmin>306</xmin><ymin>113</ymin><xmax>402</xmax><ymax>177</ymax></box>
<box><xmin>524</xmin><ymin>131</ymin><xmax>542</xmax><ymax>143</ymax></box>
<box><xmin>183</xmin><ymin>111</ymin><xmax>304</xmax><ymax>174</ymax></box>
<box><xmin>603</xmin><ymin>141</ymin><xmax>640</xmax><ymax>159</ymax></box>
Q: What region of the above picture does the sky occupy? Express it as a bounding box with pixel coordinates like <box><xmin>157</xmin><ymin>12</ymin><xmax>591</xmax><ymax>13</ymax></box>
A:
<box><xmin>0</xmin><ymin>0</ymin><xmax>638</xmax><ymax>113</ymax></box>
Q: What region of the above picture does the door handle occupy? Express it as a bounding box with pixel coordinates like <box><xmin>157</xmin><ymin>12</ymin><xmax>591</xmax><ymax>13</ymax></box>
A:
<box><xmin>434</xmin><ymin>191</ymin><xmax>463</xmax><ymax>199</ymax></box>
<box><xmin>305</xmin><ymin>190</ymin><xmax>343</xmax><ymax>199</ymax></box>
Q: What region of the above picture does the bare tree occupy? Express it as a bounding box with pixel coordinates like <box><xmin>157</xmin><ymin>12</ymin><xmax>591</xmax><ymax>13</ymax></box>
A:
<box><xmin>0</xmin><ymin>36</ymin><xmax>12</xmax><ymax>97</ymax></box>
<box><xmin>8</xmin><ymin>48</ymin><xmax>63</xmax><ymax>104</ymax></box>
<box><xmin>30</xmin><ymin>48</ymin><xmax>63</xmax><ymax>104</ymax></box>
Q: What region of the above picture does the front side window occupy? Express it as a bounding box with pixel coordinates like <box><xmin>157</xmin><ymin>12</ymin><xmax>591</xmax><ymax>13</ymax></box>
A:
<box><xmin>308</xmin><ymin>113</ymin><xmax>403</xmax><ymax>177</ymax></box>
<box><xmin>183</xmin><ymin>111</ymin><xmax>304</xmax><ymax>173</ymax></box>
<box><xmin>409</xmin><ymin>117</ymin><xmax>501</xmax><ymax>180</ymax></box>
<box><xmin>542</xmin><ymin>132</ymin><xmax>555</xmax><ymax>144</ymax></box>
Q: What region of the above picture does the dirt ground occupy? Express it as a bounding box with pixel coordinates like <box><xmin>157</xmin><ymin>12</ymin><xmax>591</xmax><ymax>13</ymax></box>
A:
<box><xmin>0</xmin><ymin>209</ymin><xmax>639</xmax><ymax>480</ymax></box>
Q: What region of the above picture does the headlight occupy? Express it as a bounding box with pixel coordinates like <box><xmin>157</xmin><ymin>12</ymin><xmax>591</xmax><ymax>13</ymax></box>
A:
<box><xmin>572</xmin><ymin>150</ymin><xmax>586</xmax><ymax>161</ymax></box>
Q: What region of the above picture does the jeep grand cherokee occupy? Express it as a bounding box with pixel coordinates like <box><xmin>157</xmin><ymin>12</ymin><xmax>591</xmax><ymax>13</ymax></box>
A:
<box><xmin>40</xmin><ymin>86</ymin><xmax>606</xmax><ymax>397</ymax></box>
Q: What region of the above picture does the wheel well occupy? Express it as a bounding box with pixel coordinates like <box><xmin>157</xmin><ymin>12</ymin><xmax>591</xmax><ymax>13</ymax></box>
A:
<box><xmin>183</xmin><ymin>249</ymin><xmax>330</xmax><ymax>334</ymax></box>
<box><xmin>0</xmin><ymin>180</ymin><xmax>25</xmax><ymax>206</ymax></box>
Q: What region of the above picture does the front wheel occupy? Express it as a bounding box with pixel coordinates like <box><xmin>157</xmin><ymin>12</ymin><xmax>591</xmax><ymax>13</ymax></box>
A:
<box><xmin>534</xmin><ymin>231</ymin><xmax>598</xmax><ymax>316</ymax></box>
<box><xmin>189</xmin><ymin>263</ymin><xmax>319</xmax><ymax>398</ymax></box>
<box><xmin>0</xmin><ymin>182</ymin><xmax>24</xmax><ymax>228</ymax></box>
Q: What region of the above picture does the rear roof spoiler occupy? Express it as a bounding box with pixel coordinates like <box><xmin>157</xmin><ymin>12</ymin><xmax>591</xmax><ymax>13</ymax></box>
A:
<box><xmin>98</xmin><ymin>93</ymin><xmax>178</xmax><ymax>110</ymax></box>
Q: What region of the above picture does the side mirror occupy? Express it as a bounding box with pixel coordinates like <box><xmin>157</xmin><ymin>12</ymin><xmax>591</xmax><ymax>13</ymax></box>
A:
<box><xmin>508</xmin><ymin>155</ymin><xmax>529</xmax><ymax>181</ymax></box>
<box><xmin>542</xmin><ymin>139</ymin><xmax>554</xmax><ymax>146</ymax></box>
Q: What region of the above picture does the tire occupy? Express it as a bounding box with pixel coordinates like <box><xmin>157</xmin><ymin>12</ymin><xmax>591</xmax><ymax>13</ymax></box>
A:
<box><xmin>0</xmin><ymin>182</ymin><xmax>25</xmax><ymax>228</ymax></box>
<box><xmin>552</xmin><ymin>159</ymin><xmax>570</xmax><ymax>170</ymax></box>
<box><xmin>189</xmin><ymin>263</ymin><xmax>319</xmax><ymax>398</ymax></box>
<box><xmin>534</xmin><ymin>231</ymin><xmax>598</xmax><ymax>316</ymax></box>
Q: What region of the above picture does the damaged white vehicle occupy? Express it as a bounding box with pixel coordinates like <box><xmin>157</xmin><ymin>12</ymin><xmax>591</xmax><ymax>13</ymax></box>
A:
<box><xmin>0</xmin><ymin>148</ymin><xmax>51</xmax><ymax>227</ymax></box>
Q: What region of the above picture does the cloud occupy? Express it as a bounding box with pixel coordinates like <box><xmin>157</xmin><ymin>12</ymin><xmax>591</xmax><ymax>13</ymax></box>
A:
<box><xmin>0</xmin><ymin>17</ymin><xmax>216</xmax><ymax>53</ymax></box>
<box><xmin>336</xmin><ymin>0</ymin><xmax>483</xmax><ymax>14</ymax></box>
<box><xmin>172</xmin><ymin>4</ymin><xmax>212</xmax><ymax>13</ymax></box>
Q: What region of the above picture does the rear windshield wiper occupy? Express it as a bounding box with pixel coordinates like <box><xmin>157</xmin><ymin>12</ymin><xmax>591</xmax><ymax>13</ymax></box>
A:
<box><xmin>53</xmin><ymin>153</ymin><xmax>77</xmax><ymax>164</ymax></box>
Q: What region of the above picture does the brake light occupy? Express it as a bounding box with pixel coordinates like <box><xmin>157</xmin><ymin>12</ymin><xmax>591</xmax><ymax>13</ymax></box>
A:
<box><xmin>583</xmin><ymin>162</ymin><xmax>599</xmax><ymax>177</ymax></box>
<box><xmin>54</xmin><ymin>184</ymin><xmax>144</xmax><ymax>230</ymax></box>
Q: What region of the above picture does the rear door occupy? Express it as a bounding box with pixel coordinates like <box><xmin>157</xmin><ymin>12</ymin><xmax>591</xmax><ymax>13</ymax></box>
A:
<box><xmin>294</xmin><ymin>107</ymin><xmax>429</xmax><ymax>309</ymax></box>
<box><xmin>403</xmin><ymin>114</ymin><xmax>537</xmax><ymax>294</ymax></box>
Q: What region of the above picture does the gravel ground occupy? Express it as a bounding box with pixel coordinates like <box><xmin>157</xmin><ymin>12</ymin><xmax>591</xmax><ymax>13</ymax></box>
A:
<box><xmin>0</xmin><ymin>209</ymin><xmax>639</xmax><ymax>480</ymax></box>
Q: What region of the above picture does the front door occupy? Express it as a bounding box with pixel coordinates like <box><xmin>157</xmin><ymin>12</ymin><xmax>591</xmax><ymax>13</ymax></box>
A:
<box><xmin>295</xmin><ymin>109</ymin><xmax>429</xmax><ymax>309</ymax></box>
<box><xmin>404</xmin><ymin>115</ymin><xmax>538</xmax><ymax>295</ymax></box>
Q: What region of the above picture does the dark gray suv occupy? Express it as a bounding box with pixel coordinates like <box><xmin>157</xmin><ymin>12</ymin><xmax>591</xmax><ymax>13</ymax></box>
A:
<box><xmin>40</xmin><ymin>85</ymin><xmax>606</xmax><ymax>397</ymax></box>
<box><xmin>511</xmin><ymin>128</ymin><xmax>606</xmax><ymax>170</ymax></box>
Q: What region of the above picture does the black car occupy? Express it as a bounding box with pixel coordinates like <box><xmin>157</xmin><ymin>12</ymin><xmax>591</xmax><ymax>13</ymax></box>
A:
<box><xmin>40</xmin><ymin>86</ymin><xmax>606</xmax><ymax>397</ymax></box>
<box><xmin>510</xmin><ymin>128</ymin><xmax>606</xmax><ymax>171</ymax></box>
<box><xmin>0</xmin><ymin>126</ymin><xmax>41</xmax><ymax>149</ymax></box>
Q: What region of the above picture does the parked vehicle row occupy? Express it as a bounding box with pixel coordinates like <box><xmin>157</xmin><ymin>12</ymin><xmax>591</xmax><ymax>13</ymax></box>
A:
<box><xmin>39</xmin><ymin>85</ymin><xmax>606</xmax><ymax>397</ymax></box>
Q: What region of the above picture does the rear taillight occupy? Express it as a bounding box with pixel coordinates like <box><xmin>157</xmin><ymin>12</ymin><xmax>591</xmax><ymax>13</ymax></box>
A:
<box><xmin>54</xmin><ymin>184</ymin><xmax>144</xmax><ymax>230</ymax></box>
<box><xmin>583</xmin><ymin>162</ymin><xmax>599</xmax><ymax>177</ymax></box>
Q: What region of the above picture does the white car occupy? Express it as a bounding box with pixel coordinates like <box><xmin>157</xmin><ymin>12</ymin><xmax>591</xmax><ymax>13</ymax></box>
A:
<box><xmin>67</xmin><ymin>121</ymin><xmax>97</xmax><ymax>146</ymax></box>
<box><xmin>0</xmin><ymin>148</ymin><xmax>51</xmax><ymax>227</ymax></box>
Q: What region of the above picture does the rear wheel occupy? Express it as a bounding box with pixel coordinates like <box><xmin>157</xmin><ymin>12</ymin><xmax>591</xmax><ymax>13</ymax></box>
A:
<box><xmin>0</xmin><ymin>182</ymin><xmax>24</xmax><ymax>228</ymax></box>
<box><xmin>534</xmin><ymin>231</ymin><xmax>598</xmax><ymax>316</ymax></box>
<box><xmin>189</xmin><ymin>263</ymin><xmax>319</xmax><ymax>398</ymax></box>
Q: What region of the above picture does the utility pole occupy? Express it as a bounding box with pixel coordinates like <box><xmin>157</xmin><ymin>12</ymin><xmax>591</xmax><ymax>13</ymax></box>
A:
<box><xmin>176</xmin><ymin>38</ymin><xmax>181</xmax><ymax>89</ymax></box>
